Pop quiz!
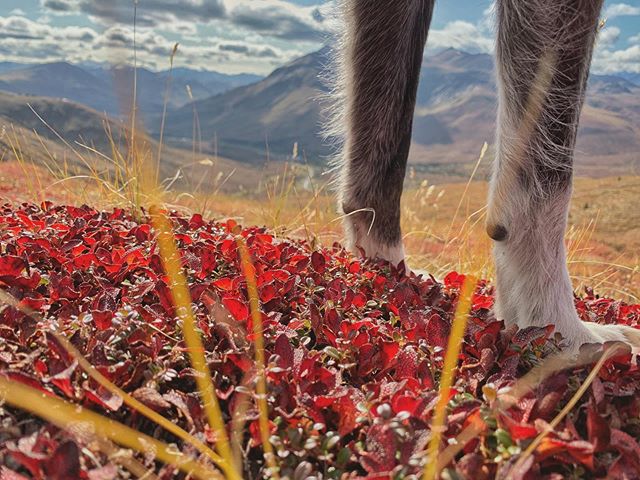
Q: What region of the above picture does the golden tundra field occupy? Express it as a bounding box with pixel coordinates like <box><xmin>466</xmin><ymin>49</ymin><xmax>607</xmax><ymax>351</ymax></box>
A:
<box><xmin>2</xmin><ymin>157</ymin><xmax>639</xmax><ymax>303</ymax></box>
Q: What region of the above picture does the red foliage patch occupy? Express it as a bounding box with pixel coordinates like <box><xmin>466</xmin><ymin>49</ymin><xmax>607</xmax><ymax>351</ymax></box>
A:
<box><xmin>1</xmin><ymin>202</ymin><xmax>640</xmax><ymax>479</ymax></box>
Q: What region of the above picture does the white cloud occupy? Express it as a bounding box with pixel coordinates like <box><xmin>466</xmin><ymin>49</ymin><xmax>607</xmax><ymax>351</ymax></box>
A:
<box><xmin>38</xmin><ymin>0</ymin><xmax>225</xmax><ymax>36</ymax></box>
<box><xmin>593</xmin><ymin>44</ymin><xmax>640</xmax><ymax>73</ymax></box>
<box><xmin>427</xmin><ymin>21</ymin><xmax>494</xmax><ymax>54</ymax></box>
<box><xmin>40</xmin><ymin>0</ymin><xmax>226</xmax><ymax>24</ymax></box>
<box><xmin>597</xmin><ymin>25</ymin><xmax>621</xmax><ymax>48</ymax></box>
<box><xmin>0</xmin><ymin>14</ymin><xmax>292</xmax><ymax>74</ymax></box>
<box><xmin>40</xmin><ymin>0</ymin><xmax>329</xmax><ymax>42</ymax></box>
<box><xmin>592</xmin><ymin>14</ymin><xmax>640</xmax><ymax>74</ymax></box>
<box><xmin>604</xmin><ymin>3</ymin><xmax>640</xmax><ymax>18</ymax></box>
<box><xmin>9</xmin><ymin>9</ymin><xmax>26</xmax><ymax>16</ymax></box>
<box><xmin>7</xmin><ymin>1</ymin><xmax>638</xmax><ymax>75</ymax></box>
<box><xmin>0</xmin><ymin>15</ymin><xmax>95</xmax><ymax>42</ymax></box>
<box><xmin>225</xmin><ymin>0</ymin><xmax>329</xmax><ymax>41</ymax></box>
<box><xmin>32</xmin><ymin>0</ymin><xmax>331</xmax><ymax>73</ymax></box>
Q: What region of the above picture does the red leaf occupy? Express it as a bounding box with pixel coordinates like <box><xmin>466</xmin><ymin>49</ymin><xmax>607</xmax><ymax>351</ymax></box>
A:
<box><xmin>536</xmin><ymin>438</ymin><xmax>594</xmax><ymax>469</ymax></box>
<box><xmin>0</xmin><ymin>255</ymin><xmax>25</xmax><ymax>277</ymax></box>
<box><xmin>352</xmin><ymin>292</ymin><xmax>367</xmax><ymax>309</ymax></box>
<box><xmin>73</xmin><ymin>252</ymin><xmax>96</xmax><ymax>269</ymax></box>
<box><xmin>392</xmin><ymin>394</ymin><xmax>419</xmax><ymax>416</ymax></box>
<box><xmin>49</xmin><ymin>361</ymin><xmax>77</xmax><ymax>398</ymax></box>
<box><xmin>248</xmin><ymin>419</ymin><xmax>276</xmax><ymax>447</ymax></box>
<box><xmin>610</xmin><ymin>428</ymin><xmax>640</xmax><ymax>470</ymax></box>
<box><xmin>444</xmin><ymin>271</ymin><xmax>465</xmax><ymax>289</ymax></box>
<box><xmin>155</xmin><ymin>281</ymin><xmax>175</xmax><ymax>315</ymax></box>
<box><xmin>311</xmin><ymin>251</ymin><xmax>326</xmax><ymax>273</ymax></box>
<box><xmin>5</xmin><ymin>446</ymin><xmax>45</xmax><ymax>478</ymax></box>
<box><xmin>274</xmin><ymin>334</ymin><xmax>294</xmax><ymax>369</ymax></box>
<box><xmin>213</xmin><ymin>277</ymin><xmax>235</xmax><ymax>291</ymax></box>
<box><xmin>499</xmin><ymin>413</ymin><xmax>538</xmax><ymax>441</ymax></box>
<box><xmin>227</xmin><ymin>352</ymin><xmax>253</xmax><ymax>371</ymax></box>
<box><xmin>189</xmin><ymin>213</ymin><xmax>205</xmax><ymax>229</ymax></box>
<box><xmin>474</xmin><ymin>321</ymin><xmax>503</xmax><ymax>344</ymax></box>
<box><xmin>395</xmin><ymin>347</ymin><xmax>418</xmax><ymax>379</ymax></box>
<box><xmin>361</xmin><ymin>423</ymin><xmax>397</xmax><ymax>473</ymax></box>
<box><xmin>334</xmin><ymin>393</ymin><xmax>361</xmax><ymax>437</ymax></box>
<box><xmin>91</xmin><ymin>310</ymin><xmax>113</xmax><ymax>330</ymax></box>
<box><xmin>472</xmin><ymin>293</ymin><xmax>494</xmax><ymax>310</ymax></box>
<box><xmin>260</xmin><ymin>283</ymin><xmax>278</xmax><ymax>303</ymax></box>
<box><xmin>43</xmin><ymin>440</ymin><xmax>81</xmax><ymax>480</ymax></box>
<box><xmin>222</xmin><ymin>297</ymin><xmax>249</xmax><ymax>322</ymax></box>
<box><xmin>381</xmin><ymin>341</ymin><xmax>400</xmax><ymax>366</ymax></box>
<box><xmin>586</xmin><ymin>400</ymin><xmax>610</xmax><ymax>452</ymax></box>
<box><xmin>426</xmin><ymin>313</ymin><xmax>450</xmax><ymax>349</ymax></box>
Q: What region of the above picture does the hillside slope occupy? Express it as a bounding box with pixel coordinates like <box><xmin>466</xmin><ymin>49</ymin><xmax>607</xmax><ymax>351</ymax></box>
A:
<box><xmin>159</xmin><ymin>48</ymin><xmax>640</xmax><ymax>176</ymax></box>
<box><xmin>0</xmin><ymin>91</ymin><xmax>268</xmax><ymax>192</ymax></box>
<box><xmin>157</xmin><ymin>49</ymin><xmax>328</xmax><ymax>164</ymax></box>
<box><xmin>0</xmin><ymin>62</ymin><xmax>262</xmax><ymax>117</ymax></box>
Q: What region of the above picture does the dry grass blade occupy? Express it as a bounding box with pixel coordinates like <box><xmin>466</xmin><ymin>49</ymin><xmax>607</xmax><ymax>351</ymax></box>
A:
<box><xmin>0</xmin><ymin>289</ymin><xmax>227</xmax><ymax>472</ymax></box>
<box><xmin>90</xmin><ymin>436</ymin><xmax>160</xmax><ymax>480</ymax></box>
<box><xmin>510</xmin><ymin>342</ymin><xmax>627</xmax><ymax>473</ymax></box>
<box><xmin>236</xmin><ymin>238</ymin><xmax>280</xmax><ymax>478</ymax></box>
<box><xmin>156</xmin><ymin>42</ymin><xmax>180</xmax><ymax>184</ymax></box>
<box><xmin>444</xmin><ymin>142</ymin><xmax>487</xmax><ymax>245</ymax></box>
<box><xmin>150</xmin><ymin>206</ymin><xmax>241</xmax><ymax>480</ymax></box>
<box><xmin>434</xmin><ymin>342</ymin><xmax>629</xmax><ymax>472</ymax></box>
<box><xmin>423</xmin><ymin>275</ymin><xmax>476</xmax><ymax>480</ymax></box>
<box><xmin>0</xmin><ymin>378</ymin><xmax>222</xmax><ymax>480</ymax></box>
<box><xmin>435</xmin><ymin>415</ymin><xmax>487</xmax><ymax>472</ymax></box>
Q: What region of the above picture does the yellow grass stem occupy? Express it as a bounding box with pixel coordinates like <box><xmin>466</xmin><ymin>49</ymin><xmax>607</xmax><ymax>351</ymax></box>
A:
<box><xmin>149</xmin><ymin>207</ymin><xmax>241</xmax><ymax>480</ymax></box>
<box><xmin>55</xmin><ymin>332</ymin><xmax>227</xmax><ymax>469</ymax></box>
<box><xmin>91</xmin><ymin>435</ymin><xmax>160</xmax><ymax>480</ymax></box>
<box><xmin>445</xmin><ymin>142</ymin><xmax>487</xmax><ymax>244</ymax></box>
<box><xmin>423</xmin><ymin>275</ymin><xmax>476</xmax><ymax>480</ymax></box>
<box><xmin>0</xmin><ymin>288</ymin><xmax>226</xmax><ymax>474</ymax></box>
<box><xmin>434</xmin><ymin>342</ymin><xmax>628</xmax><ymax>472</ymax></box>
<box><xmin>511</xmin><ymin>343</ymin><xmax>623</xmax><ymax>472</ymax></box>
<box><xmin>156</xmin><ymin>43</ymin><xmax>180</xmax><ymax>184</ymax></box>
<box><xmin>236</xmin><ymin>237</ymin><xmax>280</xmax><ymax>478</ymax></box>
<box><xmin>0</xmin><ymin>378</ymin><xmax>222</xmax><ymax>480</ymax></box>
<box><xmin>9</xmin><ymin>128</ymin><xmax>45</xmax><ymax>204</ymax></box>
<box><xmin>435</xmin><ymin>415</ymin><xmax>487</xmax><ymax>472</ymax></box>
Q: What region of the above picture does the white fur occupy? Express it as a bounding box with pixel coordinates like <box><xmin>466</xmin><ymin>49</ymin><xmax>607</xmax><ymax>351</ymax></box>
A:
<box><xmin>488</xmin><ymin>176</ymin><xmax>639</xmax><ymax>350</ymax></box>
<box><xmin>330</xmin><ymin>0</ymin><xmax>640</xmax><ymax>352</ymax></box>
<box><xmin>350</xmin><ymin>234</ymin><xmax>406</xmax><ymax>268</ymax></box>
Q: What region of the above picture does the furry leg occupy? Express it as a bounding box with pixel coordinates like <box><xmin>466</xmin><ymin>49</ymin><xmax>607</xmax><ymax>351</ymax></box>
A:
<box><xmin>330</xmin><ymin>0</ymin><xmax>435</xmax><ymax>266</ymax></box>
<box><xmin>489</xmin><ymin>0</ymin><xmax>640</xmax><ymax>350</ymax></box>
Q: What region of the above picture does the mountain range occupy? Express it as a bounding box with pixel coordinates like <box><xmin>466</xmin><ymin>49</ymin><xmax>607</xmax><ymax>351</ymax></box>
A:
<box><xmin>1</xmin><ymin>49</ymin><xmax>639</xmax><ymax>181</ymax></box>
<box><xmin>0</xmin><ymin>89</ymin><xmax>272</xmax><ymax>194</ymax></box>
<box><xmin>155</xmin><ymin>48</ymin><xmax>640</xmax><ymax>177</ymax></box>
<box><xmin>0</xmin><ymin>61</ymin><xmax>262</xmax><ymax>117</ymax></box>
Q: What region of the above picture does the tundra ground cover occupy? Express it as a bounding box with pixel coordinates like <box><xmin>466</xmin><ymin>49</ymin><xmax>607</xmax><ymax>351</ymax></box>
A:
<box><xmin>1</xmin><ymin>202</ymin><xmax>640</xmax><ymax>479</ymax></box>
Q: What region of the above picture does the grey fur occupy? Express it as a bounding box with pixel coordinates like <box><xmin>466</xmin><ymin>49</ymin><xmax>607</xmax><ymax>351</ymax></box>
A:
<box><xmin>324</xmin><ymin>0</ymin><xmax>435</xmax><ymax>264</ymax></box>
<box><xmin>329</xmin><ymin>0</ymin><xmax>640</xmax><ymax>349</ymax></box>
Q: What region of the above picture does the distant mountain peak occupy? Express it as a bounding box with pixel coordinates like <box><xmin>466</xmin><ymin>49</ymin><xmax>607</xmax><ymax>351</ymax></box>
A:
<box><xmin>432</xmin><ymin>47</ymin><xmax>468</xmax><ymax>58</ymax></box>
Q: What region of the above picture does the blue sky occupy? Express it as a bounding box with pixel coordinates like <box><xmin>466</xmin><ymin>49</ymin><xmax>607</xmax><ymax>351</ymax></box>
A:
<box><xmin>1</xmin><ymin>0</ymin><xmax>638</xmax><ymax>74</ymax></box>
